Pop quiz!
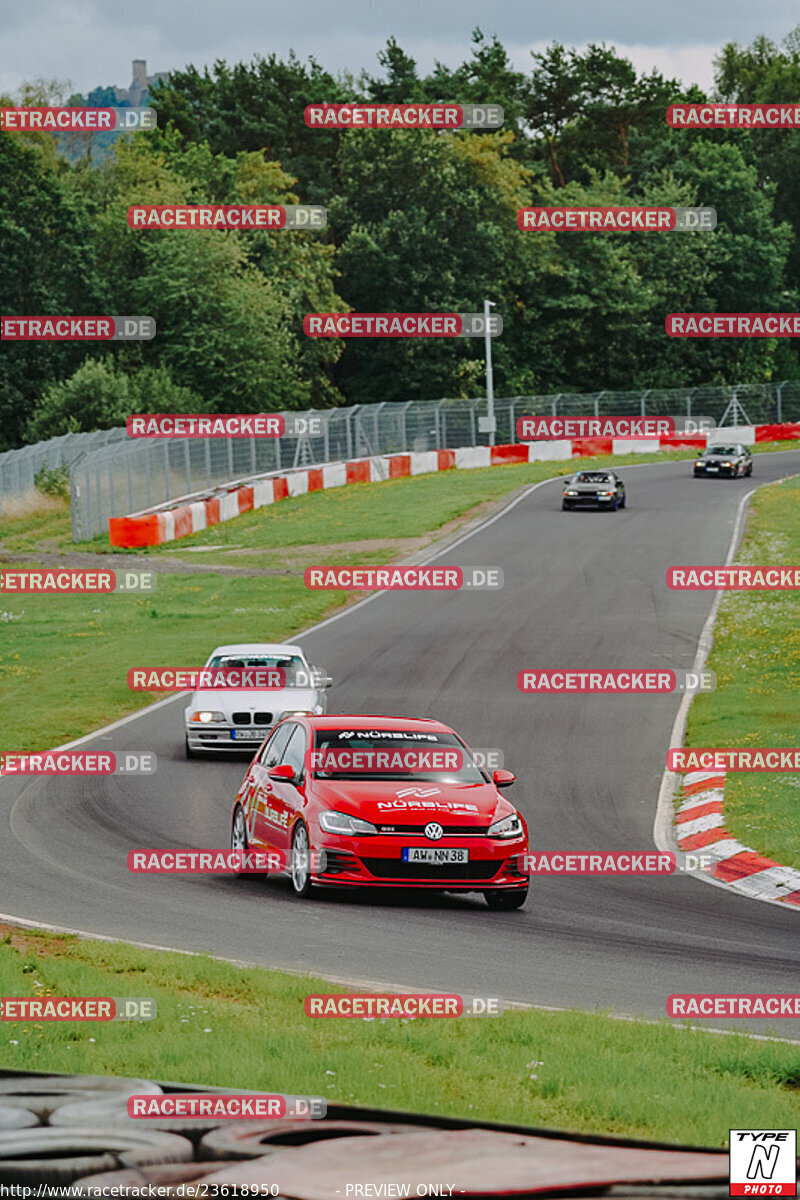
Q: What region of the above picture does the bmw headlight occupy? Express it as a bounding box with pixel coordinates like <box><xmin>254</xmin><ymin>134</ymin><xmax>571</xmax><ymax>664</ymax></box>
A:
<box><xmin>565</xmin><ymin>489</ymin><xmax>578</xmax><ymax>496</ymax></box>
<box><xmin>190</xmin><ymin>711</ymin><xmax>225</xmax><ymax>723</ymax></box>
<box><xmin>282</xmin><ymin>709</ymin><xmax>314</xmax><ymax>717</ymax></box>
<box><xmin>319</xmin><ymin>811</ymin><xmax>378</xmax><ymax>836</ymax></box>
<box><xmin>488</xmin><ymin>812</ymin><xmax>523</xmax><ymax>839</ymax></box>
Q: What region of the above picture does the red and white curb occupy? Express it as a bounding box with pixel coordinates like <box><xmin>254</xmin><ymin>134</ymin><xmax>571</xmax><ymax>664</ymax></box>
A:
<box><xmin>108</xmin><ymin>421</ymin><xmax>800</xmax><ymax>549</ymax></box>
<box><xmin>676</xmin><ymin>770</ymin><xmax>800</xmax><ymax>906</ymax></box>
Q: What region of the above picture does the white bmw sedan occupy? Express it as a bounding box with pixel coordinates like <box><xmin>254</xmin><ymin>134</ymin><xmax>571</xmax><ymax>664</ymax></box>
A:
<box><xmin>184</xmin><ymin>642</ymin><xmax>331</xmax><ymax>758</ymax></box>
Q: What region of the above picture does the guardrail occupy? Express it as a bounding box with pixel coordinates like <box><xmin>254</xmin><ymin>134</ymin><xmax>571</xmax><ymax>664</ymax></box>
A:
<box><xmin>2</xmin><ymin>381</ymin><xmax>799</xmax><ymax>539</ymax></box>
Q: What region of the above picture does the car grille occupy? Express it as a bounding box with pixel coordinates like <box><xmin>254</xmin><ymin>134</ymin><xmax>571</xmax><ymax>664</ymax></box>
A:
<box><xmin>375</xmin><ymin>824</ymin><xmax>491</xmax><ymax>836</ymax></box>
<box><xmin>232</xmin><ymin>712</ymin><xmax>273</xmax><ymax>725</ymax></box>
<box><xmin>361</xmin><ymin>859</ymin><xmax>501</xmax><ymax>881</ymax></box>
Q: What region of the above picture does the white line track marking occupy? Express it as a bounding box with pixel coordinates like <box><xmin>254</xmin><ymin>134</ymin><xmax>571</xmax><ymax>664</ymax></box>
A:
<box><xmin>0</xmin><ymin>908</ymin><xmax>796</xmax><ymax>1045</ymax></box>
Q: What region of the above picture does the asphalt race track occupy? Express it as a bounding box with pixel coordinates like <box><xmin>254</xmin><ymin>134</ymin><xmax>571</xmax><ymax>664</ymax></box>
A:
<box><xmin>2</xmin><ymin>455</ymin><xmax>799</xmax><ymax>1035</ymax></box>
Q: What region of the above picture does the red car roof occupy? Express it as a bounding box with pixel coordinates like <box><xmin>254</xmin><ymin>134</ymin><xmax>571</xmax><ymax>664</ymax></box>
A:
<box><xmin>303</xmin><ymin>714</ymin><xmax>453</xmax><ymax>733</ymax></box>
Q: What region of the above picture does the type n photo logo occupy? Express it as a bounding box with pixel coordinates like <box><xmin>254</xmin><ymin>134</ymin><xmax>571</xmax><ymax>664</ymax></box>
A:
<box><xmin>729</xmin><ymin>1130</ymin><xmax>797</xmax><ymax>1196</ymax></box>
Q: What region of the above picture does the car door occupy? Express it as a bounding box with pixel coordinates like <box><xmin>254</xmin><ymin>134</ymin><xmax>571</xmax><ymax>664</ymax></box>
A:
<box><xmin>267</xmin><ymin>724</ymin><xmax>309</xmax><ymax>853</ymax></box>
<box><xmin>248</xmin><ymin>722</ymin><xmax>295</xmax><ymax>849</ymax></box>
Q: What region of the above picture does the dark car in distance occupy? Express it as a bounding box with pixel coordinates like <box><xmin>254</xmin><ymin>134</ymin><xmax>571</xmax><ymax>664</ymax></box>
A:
<box><xmin>693</xmin><ymin>443</ymin><xmax>753</xmax><ymax>478</ymax></box>
<box><xmin>562</xmin><ymin>470</ymin><xmax>626</xmax><ymax>511</ymax></box>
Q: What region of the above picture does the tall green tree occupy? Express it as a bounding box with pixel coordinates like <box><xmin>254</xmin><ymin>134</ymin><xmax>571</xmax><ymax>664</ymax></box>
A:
<box><xmin>0</xmin><ymin>132</ymin><xmax>106</xmax><ymax>449</ymax></box>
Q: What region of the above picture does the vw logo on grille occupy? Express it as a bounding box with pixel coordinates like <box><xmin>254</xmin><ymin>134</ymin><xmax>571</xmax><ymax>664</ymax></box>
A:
<box><xmin>424</xmin><ymin>822</ymin><xmax>444</xmax><ymax>841</ymax></box>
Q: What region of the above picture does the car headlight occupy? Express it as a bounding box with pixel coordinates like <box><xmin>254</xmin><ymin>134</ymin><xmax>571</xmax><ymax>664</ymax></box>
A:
<box><xmin>190</xmin><ymin>711</ymin><xmax>225</xmax><ymax>723</ymax></box>
<box><xmin>565</xmin><ymin>489</ymin><xmax>578</xmax><ymax>496</ymax></box>
<box><xmin>721</xmin><ymin>462</ymin><xmax>732</xmax><ymax>467</ymax></box>
<box><xmin>695</xmin><ymin>460</ymin><xmax>704</xmax><ymax>467</ymax></box>
<box><xmin>488</xmin><ymin>812</ymin><xmax>523</xmax><ymax>839</ymax></box>
<box><xmin>282</xmin><ymin>709</ymin><xmax>313</xmax><ymax>717</ymax></box>
<box><xmin>319</xmin><ymin>810</ymin><xmax>378</xmax><ymax>836</ymax></box>
<box><xmin>598</xmin><ymin>490</ymin><xmax>614</xmax><ymax>496</ymax></box>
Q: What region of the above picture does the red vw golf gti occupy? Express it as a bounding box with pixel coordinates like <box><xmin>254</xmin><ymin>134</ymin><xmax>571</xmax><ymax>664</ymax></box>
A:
<box><xmin>230</xmin><ymin>715</ymin><xmax>529</xmax><ymax>908</ymax></box>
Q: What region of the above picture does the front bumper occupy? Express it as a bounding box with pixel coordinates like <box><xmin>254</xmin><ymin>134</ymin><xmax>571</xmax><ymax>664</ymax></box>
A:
<box><xmin>694</xmin><ymin>464</ymin><xmax>736</xmax><ymax>477</ymax></box>
<box><xmin>310</xmin><ymin>832</ymin><xmax>530</xmax><ymax>891</ymax></box>
<box><xmin>186</xmin><ymin>724</ymin><xmax>271</xmax><ymax>752</ymax></box>
<box><xmin>564</xmin><ymin>494</ymin><xmax>617</xmax><ymax>508</ymax></box>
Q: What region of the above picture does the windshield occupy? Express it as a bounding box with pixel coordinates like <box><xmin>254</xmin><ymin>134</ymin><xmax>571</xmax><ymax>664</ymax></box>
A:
<box><xmin>706</xmin><ymin>446</ymin><xmax>737</xmax><ymax>456</ymax></box>
<box><xmin>207</xmin><ymin>653</ymin><xmax>308</xmax><ymax>685</ymax></box>
<box><xmin>311</xmin><ymin>729</ymin><xmax>487</xmax><ymax>783</ymax></box>
<box><xmin>574</xmin><ymin>472</ymin><xmax>613</xmax><ymax>484</ymax></box>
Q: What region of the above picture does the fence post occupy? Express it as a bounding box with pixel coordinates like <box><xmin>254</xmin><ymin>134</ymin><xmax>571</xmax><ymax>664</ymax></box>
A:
<box><xmin>594</xmin><ymin>391</ymin><xmax>605</xmax><ymax>418</ymax></box>
<box><xmin>185</xmin><ymin>441</ymin><xmax>192</xmax><ymax>493</ymax></box>
<box><xmin>163</xmin><ymin>443</ymin><xmax>170</xmax><ymax>502</ymax></box>
<box><xmin>346</xmin><ymin>407</ymin><xmax>357</xmax><ymax>460</ymax></box>
<box><xmin>552</xmin><ymin>393</ymin><xmax>561</xmax><ymax>416</ymax></box>
<box><xmin>776</xmin><ymin>380</ymin><xmax>785</xmax><ymax>424</ymax></box>
<box><xmin>469</xmin><ymin>402</ymin><xmax>477</xmax><ymax>446</ymax></box>
<box><xmin>509</xmin><ymin>399</ymin><xmax>516</xmax><ymax>443</ymax></box>
<box><xmin>640</xmin><ymin>389</ymin><xmax>650</xmax><ymax>417</ymax></box>
<box><xmin>145</xmin><ymin>448</ymin><xmax>152</xmax><ymax>509</ymax></box>
<box><xmin>399</xmin><ymin>400</ymin><xmax>413</xmax><ymax>452</ymax></box>
<box><xmin>434</xmin><ymin>399</ymin><xmax>445</xmax><ymax>450</ymax></box>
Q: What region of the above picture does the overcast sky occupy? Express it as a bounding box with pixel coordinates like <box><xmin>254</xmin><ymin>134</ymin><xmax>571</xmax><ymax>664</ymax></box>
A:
<box><xmin>1</xmin><ymin>0</ymin><xmax>798</xmax><ymax>98</ymax></box>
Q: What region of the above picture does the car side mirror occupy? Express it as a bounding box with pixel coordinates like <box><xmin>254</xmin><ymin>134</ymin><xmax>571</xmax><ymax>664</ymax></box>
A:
<box><xmin>268</xmin><ymin>763</ymin><xmax>297</xmax><ymax>783</ymax></box>
<box><xmin>312</xmin><ymin>667</ymin><xmax>333</xmax><ymax>689</ymax></box>
<box><xmin>493</xmin><ymin>769</ymin><xmax>516</xmax><ymax>788</ymax></box>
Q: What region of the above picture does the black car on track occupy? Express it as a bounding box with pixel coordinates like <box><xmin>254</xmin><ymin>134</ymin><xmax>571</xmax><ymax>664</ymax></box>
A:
<box><xmin>693</xmin><ymin>443</ymin><xmax>753</xmax><ymax>478</ymax></box>
<box><xmin>562</xmin><ymin>470</ymin><xmax>626</xmax><ymax>511</ymax></box>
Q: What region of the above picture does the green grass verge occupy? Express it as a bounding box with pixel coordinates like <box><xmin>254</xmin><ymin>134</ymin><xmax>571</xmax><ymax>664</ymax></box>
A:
<box><xmin>0</xmin><ymin>926</ymin><xmax>797</xmax><ymax>1146</ymax></box>
<box><xmin>682</xmin><ymin>474</ymin><xmax>800</xmax><ymax>869</ymax></box>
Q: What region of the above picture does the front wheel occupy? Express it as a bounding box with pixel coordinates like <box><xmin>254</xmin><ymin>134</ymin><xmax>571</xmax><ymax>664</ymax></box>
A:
<box><xmin>619</xmin><ymin>494</ymin><xmax>626</xmax><ymax>509</ymax></box>
<box><xmin>484</xmin><ymin>887</ymin><xmax>528</xmax><ymax>911</ymax></box>
<box><xmin>291</xmin><ymin>822</ymin><xmax>315</xmax><ymax>899</ymax></box>
<box><xmin>184</xmin><ymin>736</ymin><xmax>196</xmax><ymax>760</ymax></box>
